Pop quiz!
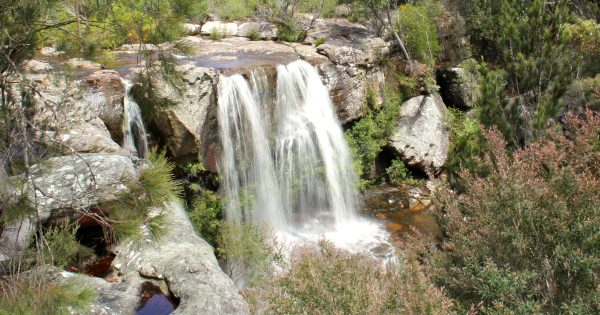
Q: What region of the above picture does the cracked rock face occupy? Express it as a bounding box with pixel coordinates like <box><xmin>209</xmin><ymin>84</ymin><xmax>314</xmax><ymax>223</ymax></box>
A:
<box><xmin>65</xmin><ymin>202</ymin><xmax>249</xmax><ymax>315</ymax></box>
<box><xmin>388</xmin><ymin>94</ymin><xmax>450</xmax><ymax>177</ymax></box>
<box><xmin>140</xmin><ymin>63</ymin><xmax>218</xmax><ymax>164</ymax></box>
<box><xmin>0</xmin><ymin>154</ymin><xmax>135</xmax><ymax>261</ymax></box>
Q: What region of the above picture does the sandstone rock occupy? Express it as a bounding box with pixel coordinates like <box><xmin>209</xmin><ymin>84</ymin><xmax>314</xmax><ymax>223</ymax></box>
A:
<box><xmin>317</xmin><ymin>44</ymin><xmax>371</xmax><ymax>65</ymax></box>
<box><xmin>182</xmin><ymin>23</ymin><xmax>201</xmax><ymax>35</ymax></box>
<box><xmin>117</xmin><ymin>43</ymin><xmax>159</xmax><ymax>53</ymax></box>
<box><xmin>437</xmin><ymin>67</ymin><xmax>480</xmax><ymax>108</ymax></box>
<box><xmin>31</xmin><ymin>207</ymin><xmax>249</xmax><ymax>315</ymax></box>
<box><xmin>111</xmin><ymin>202</ymin><xmax>250</xmax><ymax>314</ymax></box>
<box><xmin>237</xmin><ymin>22</ymin><xmax>278</xmax><ymax>39</ymax></box>
<box><xmin>0</xmin><ymin>154</ymin><xmax>135</xmax><ymax>262</ymax></box>
<box><xmin>39</xmin><ymin>46</ymin><xmax>65</xmax><ymax>56</ymax></box>
<box><xmin>318</xmin><ymin>62</ymin><xmax>384</xmax><ymax>123</ymax></box>
<box><xmin>65</xmin><ymin>58</ymin><xmax>102</xmax><ymax>71</ymax></box>
<box><xmin>201</xmin><ymin>21</ymin><xmax>238</xmax><ymax>36</ymax></box>
<box><xmin>53</xmin><ymin>118</ymin><xmax>125</xmax><ymax>154</ymax></box>
<box><xmin>142</xmin><ymin>63</ymin><xmax>217</xmax><ymax>164</ymax></box>
<box><xmin>309</xmin><ymin>18</ymin><xmax>388</xmax><ymax>66</ymax></box>
<box><xmin>334</xmin><ymin>4</ymin><xmax>352</xmax><ymax>16</ymax></box>
<box><xmin>83</xmin><ymin>70</ymin><xmax>126</xmax><ymax>139</ymax></box>
<box><xmin>389</xmin><ymin>94</ymin><xmax>450</xmax><ymax>177</ymax></box>
<box><xmin>23</xmin><ymin>59</ymin><xmax>53</xmax><ymax>72</ymax></box>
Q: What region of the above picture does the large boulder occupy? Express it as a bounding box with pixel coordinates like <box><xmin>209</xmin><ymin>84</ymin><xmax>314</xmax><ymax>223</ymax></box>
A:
<box><xmin>110</xmin><ymin>202</ymin><xmax>250</xmax><ymax>314</ymax></box>
<box><xmin>0</xmin><ymin>154</ymin><xmax>136</xmax><ymax>261</ymax></box>
<box><xmin>318</xmin><ymin>62</ymin><xmax>384</xmax><ymax>123</ymax></box>
<box><xmin>437</xmin><ymin>66</ymin><xmax>480</xmax><ymax>109</ymax></box>
<box><xmin>237</xmin><ymin>22</ymin><xmax>278</xmax><ymax>40</ymax></box>
<box><xmin>140</xmin><ymin>63</ymin><xmax>218</xmax><ymax>165</ymax></box>
<box><xmin>388</xmin><ymin>94</ymin><xmax>450</xmax><ymax>177</ymax></box>
<box><xmin>82</xmin><ymin>70</ymin><xmax>126</xmax><ymax>140</ymax></box>
<box><xmin>51</xmin><ymin>118</ymin><xmax>125</xmax><ymax>154</ymax></box>
<box><xmin>21</xmin><ymin>153</ymin><xmax>136</xmax><ymax>222</ymax></box>
<box><xmin>43</xmin><ymin>203</ymin><xmax>249</xmax><ymax>314</ymax></box>
<box><xmin>309</xmin><ymin>18</ymin><xmax>388</xmax><ymax>66</ymax></box>
<box><xmin>201</xmin><ymin>21</ymin><xmax>238</xmax><ymax>36</ymax></box>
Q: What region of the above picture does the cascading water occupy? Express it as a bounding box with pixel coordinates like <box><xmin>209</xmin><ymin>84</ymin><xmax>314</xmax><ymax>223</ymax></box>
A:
<box><xmin>218</xmin><ymin>60</ymin><xmax>393</xmax><ymax>259</ymax></box>
<box><xmin>122</xmin><ymin>79</ymin><xmax>149</xmax><ymax>158</ymax></box>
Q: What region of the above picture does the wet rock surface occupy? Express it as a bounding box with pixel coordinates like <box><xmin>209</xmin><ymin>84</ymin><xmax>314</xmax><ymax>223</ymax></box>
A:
<box><xmin>363</xmin><ymin>184</ymin><xmax>440</xmax><ymax>244</ymax></box>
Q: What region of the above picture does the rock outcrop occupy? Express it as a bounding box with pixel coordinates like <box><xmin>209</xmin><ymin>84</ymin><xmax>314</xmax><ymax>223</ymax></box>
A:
<box><xmin>388</xmin><ymin>94</ymin><xmax>450</xmax><ymax>177</ymax></box>
<box><xmin>237</xmin><ymin>22</ymin><xmax>278</xmax><ymax>39</ymax></box>
<box><xmin>0</xmin><ymin>154</ymin><xmax>136</xmax><ymax>261</ymax></box>
<box><xmin>201</xmin><ymin>21</ymin><xmax>238</xmax><ymax>36</ymax></box>
<box><xmin>141</xmin><ymin>63</ymin><xmax>218</xmax><ymax>165</ymax></box>
<box><xmin>437</xmin><ymin>66</ymin><xmax>480</xmax><ymax>109</ymax></box>
<box><xmin>83</xmin><ymin>70</ymin><xmax>126</xmax><ymax>140</ymax></box>
<box><xmin>59</xmin><ymin>203</ymin><xmax>250</xmax><ymax>315</ymax></box>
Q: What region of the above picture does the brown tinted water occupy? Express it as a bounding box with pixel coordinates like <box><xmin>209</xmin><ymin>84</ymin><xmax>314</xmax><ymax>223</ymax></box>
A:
<box><xmin>363</xmin><ymin>184</ymin><xmax>441</xmax><ymax>247</ymax></box>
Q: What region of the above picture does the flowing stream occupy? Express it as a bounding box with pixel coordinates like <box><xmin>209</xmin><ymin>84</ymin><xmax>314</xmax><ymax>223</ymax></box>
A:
<box><xmin>122</xmin><ymin>79</ymin><xmax>149</xmax><ymax>158</ymax></box>
<box><xmin>218</xmin><ymin>60</ymin><xmax>393</xmax><ymax>260</ymax></box>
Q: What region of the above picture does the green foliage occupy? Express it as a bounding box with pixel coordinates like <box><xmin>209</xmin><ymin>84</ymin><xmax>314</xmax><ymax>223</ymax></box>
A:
<box><xmin>188</xmin><ymin>190</ymin><xmax>223</xmax><ymax>246</ymax></box>
<box><xmin>492</xmin><ymin>0</ymin><xmax>572</xmax><ymax>143</ymax></box>
<box><xmin>277</xmin><ymin>23</ymin><xmax>306</xmax><ymax>42</ymax></box>
<box><xmin>449</xmin><ymin>0</ymin><xmax>502</xmax><ymax>59</ymax></box>
<box><xmin>345</xmin><ymin>86</ymin><xmax>403</xmax><ymax>185</ymax></box>
<box><xmin>41</xmin><ymin>225</ymin><xmax>94</xmax><ymax>267</ymax></box>
<box><xmin>444</xmin><ymin>108</ymin><xmax>487</xmax><ymax>189</ymax></box>
<box><xmin>248</xmin><ymin>27</ymin><xmax>262</xmax><ymax>41</ymax></box>
<box><xmin>109</xmin><ymin>149</ymin><xmax>182</xmax><ymax>242</ymax></box>
<box><xmin>209</xmin><ymin>27</ymin><xmax>224</xmax><ymax>40</ymax></box>
<box><xmin>429</xmin><ymin>112</ymin><xmax>600</xmax><ymax>313</ymax></box>
<box><xmin>247</xmin><ymin>241</ymin><xmax>452</xmax><ymax>314</ymax></box>
<box><xmin>172</xmin><ymin>0</ymin><xmax>209</xmax><ymax>23</ymax></box>
<box><xmin>314</xmin><ymin>37</ymin><xmax>326</xmax><ymax>46</ymax></box>
<box><xmin>564</xmin><ymin>75</ymin><xmax>600</xmax><ymax>113</ymax></box>
<box><xmin>218</xmin><ymin>221</ymin><xmax>279</xmax><ymax>287</ymax></box>
<box><xmin>395</xmin><ymin>4</ymin><xmax>441</xmax><ymax>66</ymax></box>
<box><xmin>386</xmin><ymin>159</ymin><xmax>418</xmax><ymax>185</ymax></box>
<box><xmin>210</xmin><ymin>0</ymin><xmax>259</xmax><ymax>20</ymax></box>
<box><xmin>0</xmin><ymin>275</ymin><xmax>95</xmax><ymax>315</ymax></box>
<box><xmin>563</xmin><ymin>19</ymin><xmax>600</xmax><ymax>77</ymax></box>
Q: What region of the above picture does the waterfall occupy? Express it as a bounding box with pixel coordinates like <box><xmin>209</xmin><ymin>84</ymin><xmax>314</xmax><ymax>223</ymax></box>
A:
<box><xmin>122</xmin><ymin>79</ymin><xmax>149</xmax><ymax>158</ymax></box>
<box><xmin>218</xmin><ymin>60</ymin><xmax>359</xmax><ymax>230</ymax></box>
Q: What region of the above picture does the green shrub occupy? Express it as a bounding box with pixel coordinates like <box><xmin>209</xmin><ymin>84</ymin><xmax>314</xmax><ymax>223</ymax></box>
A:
<box><xmin>218</xmin><ymin>221</ymin><xmax>279</xmax><ymax>287</ymax></box>
<box><xmin>395</xmin><ymin>4</ymin><xmax>441</xmax><ymax>66</ymax></box>
<box><xmin>563</xmin><ymin>19</ymin><xmax>600</xmax><ymax>77</ymax></box>
<box><xmin>41</xmin><ymin>225</ymin><xmax>94</xmax><ymax>268</ymax></box>
<box><xmin>277</xmin><ymin>22</ymin><xmax>306</xmax><ymax>42</ymax></box>
<box><xmin>209</xmin><ymin>27</ymin><xmax>224</xmax><ymax>40</ymax></box>
<box><xmin>109</xmin><ymin>150</ymin><xmax>182</xmax><ymax>242</ymax></box>
<box><xmin>386</xmin><ymin>159</ymin><xmax>419</xmax><ymax>185</ymax></box>
<box><xmin>314</xmin><ymin>37</ymin><xmax>326</xmax><ymax>46</ymax></box>
<box><xmin>247</xmin><ymin>241</ymin><xmax>452</xmax><ymax>314</ymax></box>
<box><xmin>173</xmin><ymin>0</ymin><xmax>209</xmax><ymax>23</ymax></box>
<box><xmin>0</xmin><ymin>275</ymin><xmax>95</xmax><ymax>315</ymax></box>
<box><xmin>345</xmin><ymin>86</ymin><xmax>403</xmax><ymax>185</ymax></box>
<box><xmin>188</xmin><ymin>190</ymin><xmax>223</xmax><ymax>246</ymax></box>
<box><xmin>211</xmin><ymin>0</ymin><xmax>259</xmax><ymax>20</ymax></box>
<box><xmin>248</xmin><ymin>27</ymin><xmax>261</xmax><ymax>41</ymax></box>
<box><xmin>564</xmin><ymin>75</ymin><xmax>600</xmax><ymax>113</ymax></box>
<box><xmin>429</xmin><ymin>111</ymin><xmax>600</xmax><ymax>313</ymax></box>
<box><xmin>444</xmin><ymin>108</ymin><xmax>487</xmax><ymax>190</ymax></box>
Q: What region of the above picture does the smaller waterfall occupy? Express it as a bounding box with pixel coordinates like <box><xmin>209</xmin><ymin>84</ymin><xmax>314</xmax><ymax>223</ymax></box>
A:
<box><xmin>122</xmin><ymin>79</ymin><xmax>149</xmax><ymax>158</ymax></box>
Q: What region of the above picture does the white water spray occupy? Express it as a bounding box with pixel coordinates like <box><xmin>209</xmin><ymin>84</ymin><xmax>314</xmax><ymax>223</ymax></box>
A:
<box><xmin>122</xmin><ymin>79</ymin><xmax>149</xmax><ymax>158</ymax></box>
<box><xmin>218</xmin><ymin>60</ymin><xmax>393</xmax><ymax>260</ymax></box>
